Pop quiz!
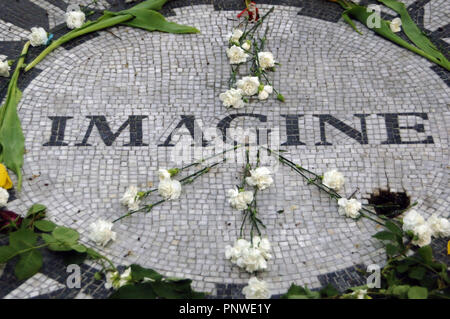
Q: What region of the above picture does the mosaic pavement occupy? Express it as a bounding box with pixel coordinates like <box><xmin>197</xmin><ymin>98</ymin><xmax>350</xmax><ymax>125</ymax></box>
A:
<box><xmin>0</xmin><ymin>0</ymin><xmax>449</xmax><ymax>298</ymax></box>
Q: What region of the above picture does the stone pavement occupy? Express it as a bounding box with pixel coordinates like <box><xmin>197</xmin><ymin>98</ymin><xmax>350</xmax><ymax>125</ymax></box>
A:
<box><xmin>0</xmin><ymin>0</ymin><xmax>448</xmax><ymax>298</ymax></box>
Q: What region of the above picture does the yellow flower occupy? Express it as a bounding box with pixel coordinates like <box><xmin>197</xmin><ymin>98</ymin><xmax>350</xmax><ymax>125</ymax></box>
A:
<box><xmin>0</xmin><ymin>164</ymin><xmax>13</xmax><ymax>189</ymax></box>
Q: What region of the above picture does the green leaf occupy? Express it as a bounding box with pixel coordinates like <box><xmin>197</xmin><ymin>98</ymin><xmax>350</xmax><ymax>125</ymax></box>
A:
<box><xmin>70</xmin><ymin>243</ymin><xmax>87</xmax><ymax>253</ymax></box>
<box><xmin>151</xmin><ymin>279</ymin><xmax>204</xmax><ymax>299</ymax></box>
<box><xmin>373</xmin><ymin>231</ymin><xmax>396</xmax><ymax>241</ymax></box>
<box><xmin>10</xmin><ymin>228</ymin><xmax>38</xmax><ymax>250</ymax></box>
<box><xmin>0</xmin><ymin>245</ymin><xmax>16</xmax><ymax>263</ymax></box>
<box><xmin>52</xmin><ymin>227</ymin><xmax>79</xmax><ymax>244</ymax></box>
<box><xmin>281</xmin><ymin>284</ymin><xmax>320</xmax><ymax>299</ymax></box>
<box><xmin>109</xmin><ymin>9</ymin><xmax>199</xmax><ymax>34</ymax></box>
<box><xmin>26</xmin><ymin>204</ymin><xmax>47</xmax><ymax>218</ymax></box>
<box><xmin>407</xmin><ymin>286</ymin><xmax>428</xmax><ymax>299</ymax></box>
<box><xmin>130</xmin><ymin>264</ymin><xmax>163</xmax><ymax>282</ymax></box>
<box><xmin>110</xmin><ymin>283</ymin><xmax>157</xmax><ymax>299</ymax></box>
<box><xmin>14</xmin><ymin>249</ymin><xmax>42</xmax><ymax>280</ymax></box>
<box><xmin>34</xmin><ymin>220</ymin><xmax>57</xmax><ymax>232</ymax></box>
<box><xmin>384</xmin><ymin>220</ymin><xmax>403</xmax><ymax>237</ymax></box>
<box><xmin>319</xmin><ymin>283</ymin><xmax>340</xmax><ymax>297</ymax></box>
<box><xmin>86</xmin><ymin>248</ymin><xmax>103</xmax><ymax>260</ymax></box>
<box><xmin>386</xmin><ymin>243</ymin><xmax>400</xmax><ymax>256</ymax></box>
<box><xmin>408</xmin><ymin>267</ymin><xmax>426</xmax><ymax>280</ymax></box>
<box><xmin>396</xmin><ymin>263</ymin><xmax>409</xmax><ymax>273</ymax></box>
<box><xmin>418</xmin><ymin>245</ymin><xmax>433</xmax><ymax>265</ymax></box>
<box><xmin>391</xmin><ymin>285</ymin><xmax>410</xmax><ymax>298</ymax></box>
<box><xmin>41</xmin><ymin>233</ymin><xmax>72</xmax><ymax>252</ymax></box>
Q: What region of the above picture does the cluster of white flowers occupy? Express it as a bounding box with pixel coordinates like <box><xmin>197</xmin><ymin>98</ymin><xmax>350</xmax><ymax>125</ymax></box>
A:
<box><xmin>390</xmin><ymin>17</ymin><xmax>402</xmax><ymax>33</ymax></box>
<box><xmin>29</xmin><ymin>27</ymin><xmax>48</xmax><ymax>47</ymax></box>
<box><xmin>322</xmin><ymin>169</ymin><xmax>345</xmax><ymax>191</ymax></box>
<box><xmin>88</xmin><ymin>219</ymin><xmax>116</xmax><ymax>247</ymax></box>
<box><xmin>220</xmin><ymin>26</ymin><xmax>278</xmax><ymax>108</ymax></box>
<box><xmin>228</xmin><ymin>187</ymin><xmax>253</xmax><ymax>210</ymax></box>
<box><xmin>120</xmin><ymin>185</ymin><xmax>141</xmax><ymax>211</ymax></box>
<box><xmin>0</xmin><ymin>59</ymin><xmax>10</xmax><ymax>78</ymax></box>
<box><xmin>242</xmin><ymin>277</ymin><xmax>271</xmax><ymax>299</ymax></box>
<box><xmin>158</xmin><ymin>168</ymin><xmax>182</xmax><ymax>200</ymax></box>
<box><xmin>246</xmin><ymin>167</ymin><xmax>273</xmax><ymax>190</ymax></box>
<box><xmin>225</xmin><ymin>237</ymin><xmax>272</xmax><ymax>273</ymax></box>
<box><xmin>105</xmin><ymin>267</ymin><xmax>132</xmax><ymax>290</ymax></box>
<box><xmin>402</xmin><ymin>210</ymin><xmax>450</xmax><ymax>247</ymax></box>
<box><xmin>337</xmin><ymin>198</ymin><xmax>362</xmax><ymax>219</ymax></box>
<box><xmin>65</xmin><ymin>10</ymin><xmax>86</xmax><ymax>29</ymax></box>
<box><xmin>0</xmin><ymin>188</ymin><xmax>9</xmax><ymax>207</ymax></box>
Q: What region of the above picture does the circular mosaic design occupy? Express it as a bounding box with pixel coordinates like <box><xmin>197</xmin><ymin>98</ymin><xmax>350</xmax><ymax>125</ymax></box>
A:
<box><xmin>0</xmin><ymin>0</ymin><xmax>449</xmax><ymax>298</ymax></box>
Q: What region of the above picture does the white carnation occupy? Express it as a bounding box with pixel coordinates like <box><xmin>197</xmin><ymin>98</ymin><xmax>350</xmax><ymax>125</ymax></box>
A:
<box><xmin>65</xmin><ymin>10</ymin><xmax>86</xmax><ymax>29</ymax></box>
<box><xmin>0</xmin><ymin>60</ymin><xmax>10</xmax><ymax>77</ymax></box>
<box><xmin>89</xmin><ymin>219</ymin><xmax>116</xmax><ymax>247</ymax></box>
<box><xmin>258</xmin><ymin>85</ymin><xmax>273</xmax><ymax>100</ymax></box>
<box><xmin>246</xmin><ymin>167</ymin><xmax>273</xmax><ymax>190</ymax></box>
<box><xmin>226</xmin><ymin>45</ymin><xmax>248</xmax><ymax>64</ymax></box>
<box><xmin>158</xmin><ymin>179</ymin><xmax>182</xmax><ymax>200</ymax></box>
<box><xmin>236</xmin><ymin>76</ymin><xmax>260</xmax><ymax>96</ymax></box>
<box><xmin>427</xmin><ymin>214</ymin><xmax>450</xmax><ymax>238</ymax></box>
<box><xmin>228</xmin><ymin>188</ymin><xmax>253</xmax><ymax>210</ymax></box>
<box><xmin>390</xmin><ymin>17</ymin><xmax>402</xmax><ymax>33</ymax></box>
<box><xmin>242</xmin><ymin>277</ymin><xmax>271</xmax><ymax>299</ymax></box>
<box><xmin>337</xmin><ymin>198</ymin><xmax>362</xmax><ymax>219</ymax></box>
<box><xmin>322</xmin><ymin>169</ymin><xmax>345</xmax><ymax>191</ymax></box>
<box><xmin>158</xmin><ymin>169</ymin><xmax>171</xmax><ymax>181</ymax></box>
<box><xmin>0</xmin><ymin>188</ymin><xmax>9</xmax><ymax>207</ymax></box>
<box><xmin>225</xmin><ymin>237</ymin><xmax>272</xmax><ymax>273</ymax></box>
<box><xmin>243</xmin><ymin>247</ymin><xmax>267</xmax><ymax>272</ymax></box>
<box><xmin>402</xmin><ymin>210</ymin><xmax>425</xmax><ymax>232</ymax></box>
<box><xmin>242</xmin><ymin>41</ymin><xmax>251</xmax><ymax>51</ymax></box>
<box><xmin>120</xmin><ymin>185</ymin><xmax>140</xmax><ymax>211</ymax></box>
<box><xmin>219</xmin><ymin>88</ymin><xmax>245</xmax><ymax>109</ymax></box>
<box><xmin>257</xmin><ymin>52</ymin><xmax>275</xmax><ymax>70</ymax></box>
<box><xmin>411</xmin><ymin>223</ymin><xmax>432</xmax><ymax>247</ymax></box>
<box><xmin>29</xmin><ymin>27</ymin><xmax>48</xmax><ymax>47</ymax></box>
<box><xmin>230</xmin><ymin>29</ymin><xmax>243</xmax><ymax>43</ymax></box>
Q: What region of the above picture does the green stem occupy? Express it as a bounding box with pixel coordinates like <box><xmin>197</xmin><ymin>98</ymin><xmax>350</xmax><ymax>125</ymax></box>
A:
<box><xmin>24</xmin><ymin>14</ymin><xmax>133</xmax><ymax>72</ymax></box>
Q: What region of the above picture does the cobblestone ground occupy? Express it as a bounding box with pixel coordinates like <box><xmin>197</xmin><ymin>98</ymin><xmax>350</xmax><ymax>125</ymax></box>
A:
<box><xmin>0</xmin><ymin>0</ymin><xmax>448</xmax><ymax>298</ymax></box>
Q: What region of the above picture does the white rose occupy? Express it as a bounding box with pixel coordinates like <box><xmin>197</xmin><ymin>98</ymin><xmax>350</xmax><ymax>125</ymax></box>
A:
<box><xmin>427</xmin><ymin>214</ymin><xmax>450</xmax><ymax>238</ymax></box>
<box><xmin>411</xmin><ymin>223</ymin><xmax>432</xmax><ymax>247</ymax></box>
<box><xmin>258</xmin><ymin>85</ymin><xmax>273</xmax><ymax>100</ymax></box>
<box><xmin>219</xmin><ymin>88</ymin><xmax>245</xmax><ymax>109</ymax></box>
<box><xmin>158</xmin><ymin>168</ymin><xmax>171</xmax><ymax>181</ymax></box>
<box><xmin>236</xmin><ymin>76</ymin><xmax>260</xmax><ymax>96</ymax></box>
<box><xmin>246</xmin><ymin>167</ymin><xmax>273</xmax><ymax>190</ymax></box>
<box><xmin>0</xmin><ymin>60</ymin><xmax>10</xmax><ymax>77</ymax></box>
<box><xmin>226</xmin><ymin>45</ymin><xmax>248</xmax><ymax>64</ymax></box>
<box><xmin>322</xmin><ymin>169</ymin><xmax>345</xmax><ymax>191</ymax></box>
<box><xmin>228</xmin><ymin>188</ymin><xmax>253</xmax><ymax>210</ymax></box>
<box><xmin>390</xmin><ymin>17</ymin><xmax>402</xmax><ymax>33</ymax></box>
<box><xmin>158</xmin><ymin>179</ymin><xmax>181</xmax><ymax>200</ymax></box>
<box><xmin>29</xmin><ymin>27</ymin><xmax>48</xmax><ymax>47</ymax></box>
<box><xmin>337</xmin><ymin>198</ymin><xmax>361</xmax><ymax>219</ymax></box>
<box><xmin>0</xmin><ymin>188</ymin><xmax>9</xmax><ymax>207</ymax></box>
<box><xmin>120</xmin><ymin>185</ymin><xmax>140</xmax><ymax>211</ymax></box>
<box><xmin>242</xmin><ymin>277</ymin><xmax>271</xmax><ymax>299</ymax></box>
<box><xmin>89</xmin><ymin>219</ymin><xmax>116</xmax><ymax>247</ymax></box>
<box><xmin>257</xmin><ymin>52</ymin><xmax>275</xmax><ymax>70</ymax></box>
<box><xmin>402</xmin><ymin>210</ymin><xmax>425</xmax><ymax>232</ymax></box>
<box><xmin>65</xmin><ymin>10</ymin><xmax>86</xmax><ymax>29</ymax></box>
<box><xmin>230</xmin><ymin>29</ymin><xmax>243</xmax><ymax>43</ymax></box>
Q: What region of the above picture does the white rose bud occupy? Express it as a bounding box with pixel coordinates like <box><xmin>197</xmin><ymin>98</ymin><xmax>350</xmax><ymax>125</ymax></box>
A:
<box><xmin>230</xmin><ymin>29</ymin><xmax>243</xmax><ymax>43</ymax></box>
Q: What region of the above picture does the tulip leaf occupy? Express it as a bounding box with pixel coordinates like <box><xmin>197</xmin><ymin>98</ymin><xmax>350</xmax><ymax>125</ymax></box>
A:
<box><xmin>377</xmin><ymin>0</ymin><xmax>450</xmax><ymax>69</ymax></box>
